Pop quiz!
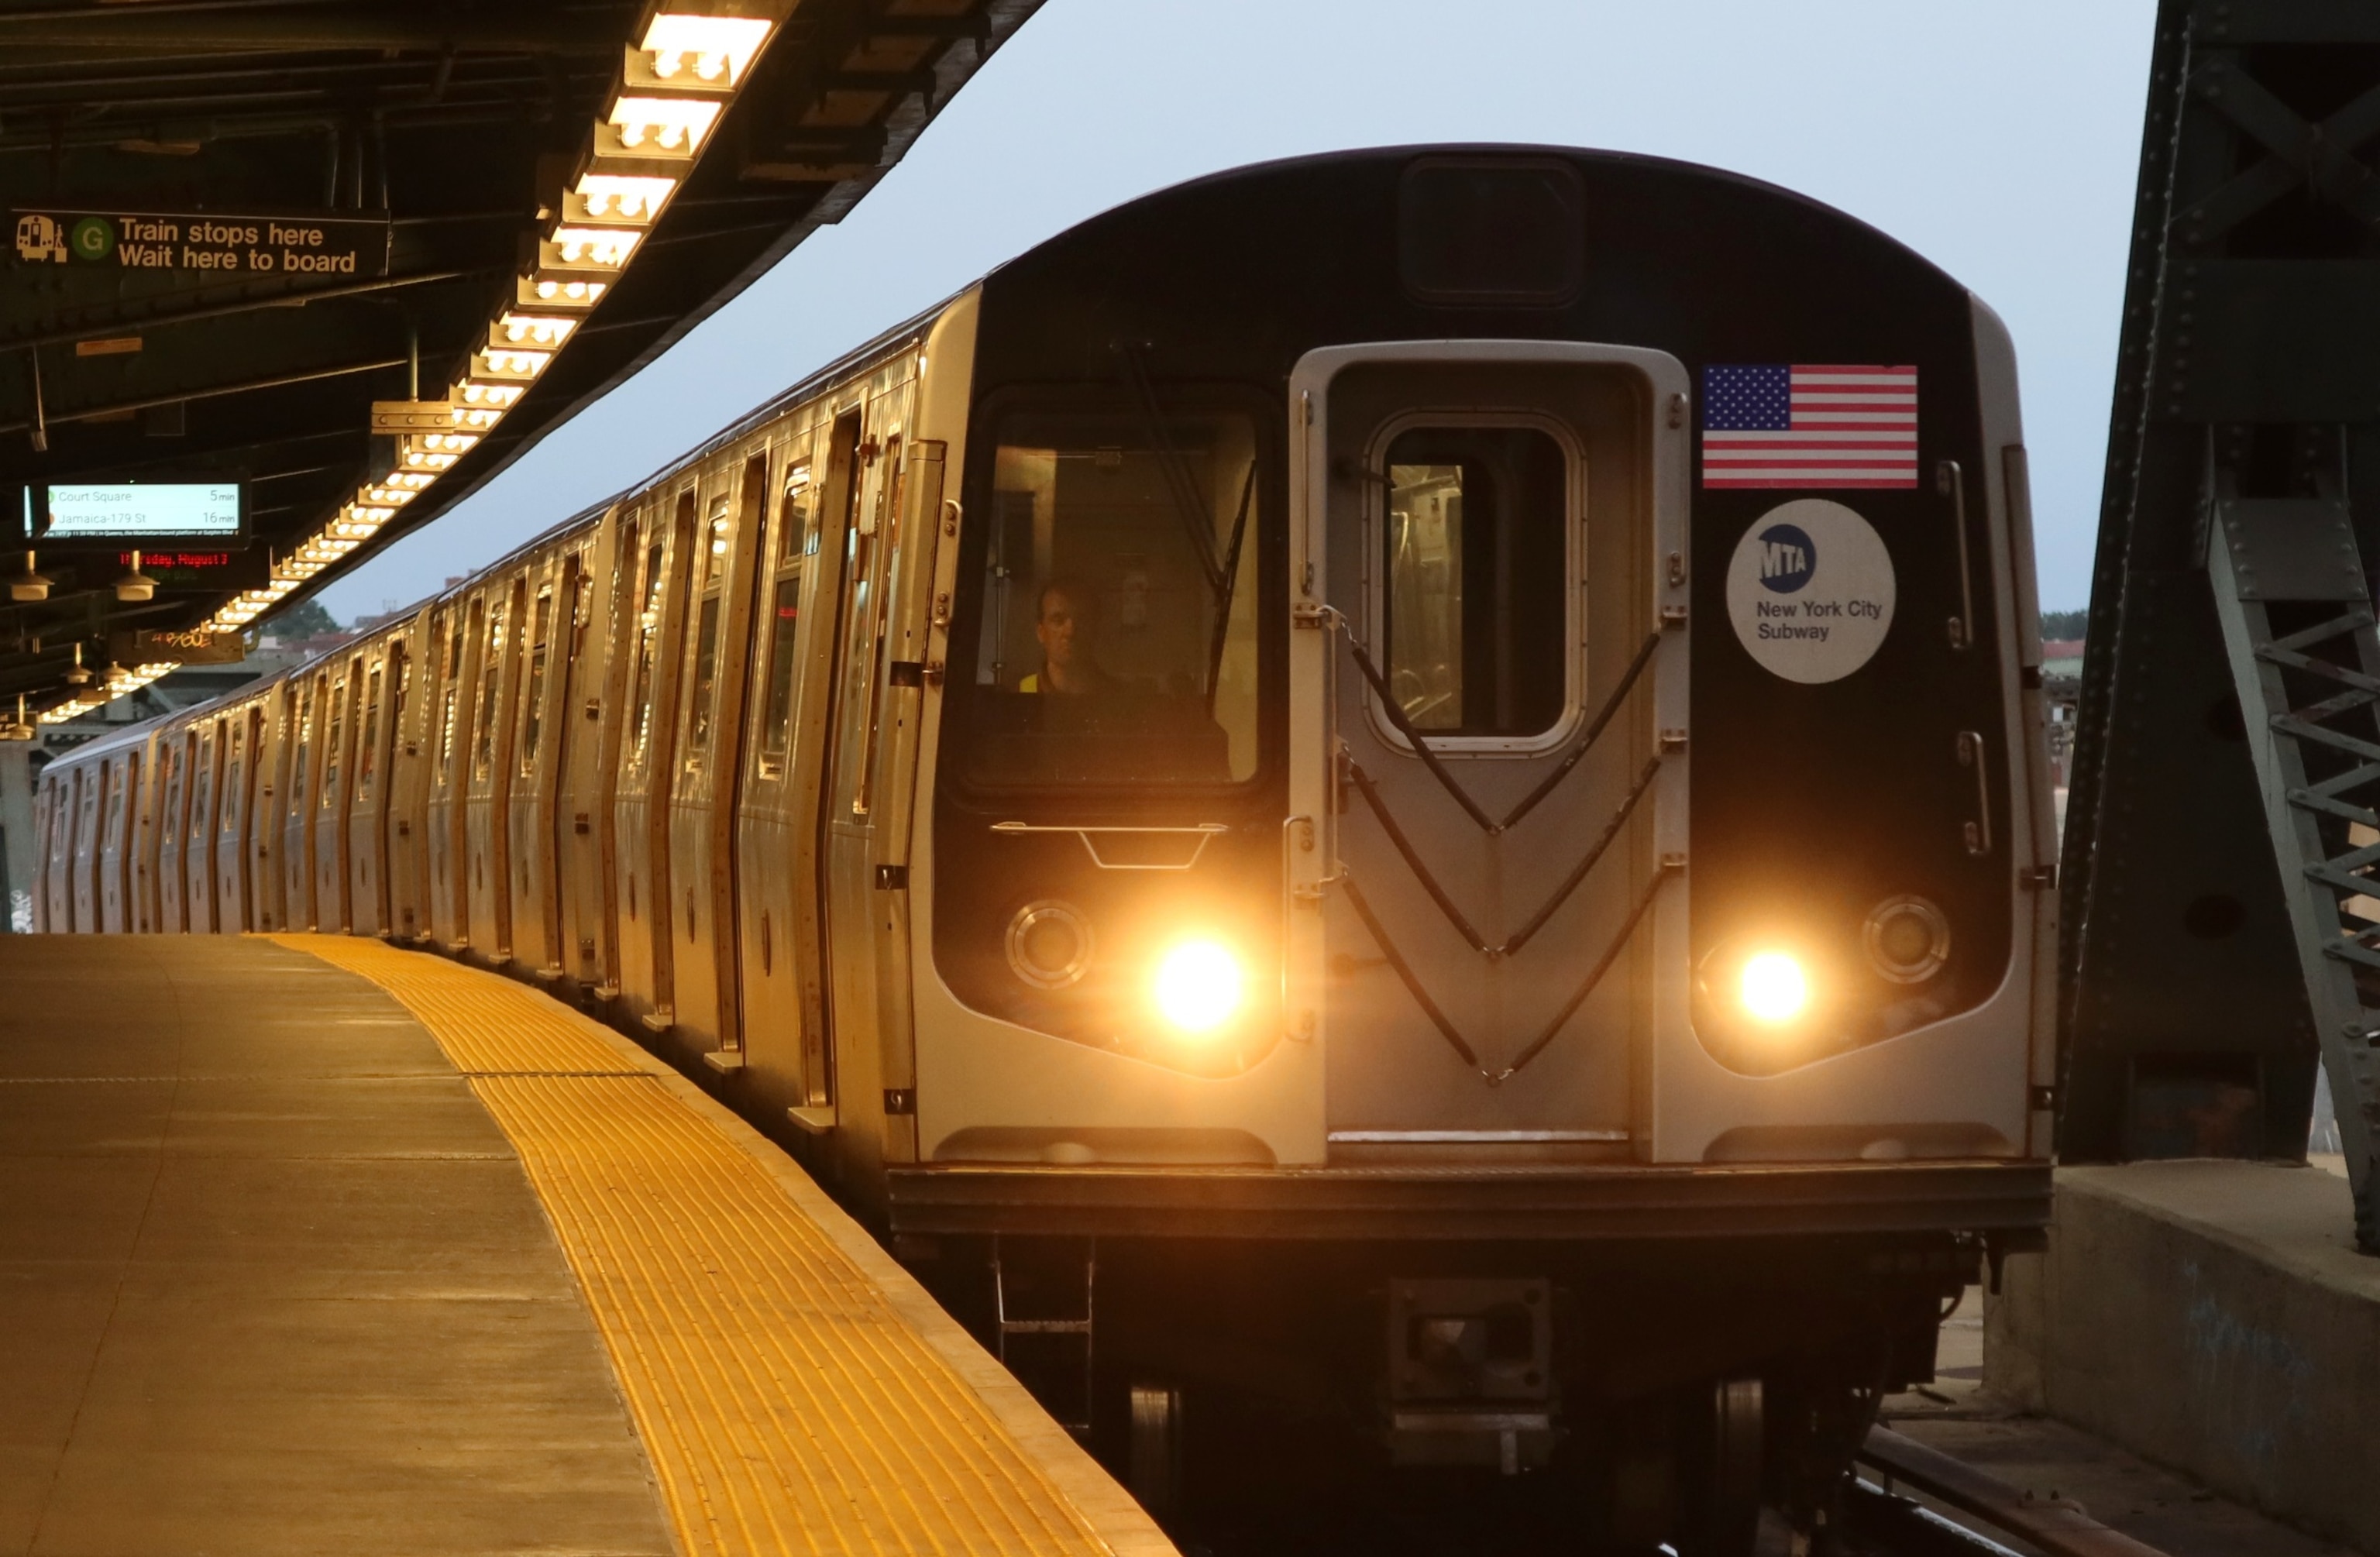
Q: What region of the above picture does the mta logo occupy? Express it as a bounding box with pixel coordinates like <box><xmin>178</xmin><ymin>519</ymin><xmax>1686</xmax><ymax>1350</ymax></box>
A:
<box><xmin>1756</xmin><ymin>523</ymin><xmax>1815</xmax><ymax>593</ymax></box>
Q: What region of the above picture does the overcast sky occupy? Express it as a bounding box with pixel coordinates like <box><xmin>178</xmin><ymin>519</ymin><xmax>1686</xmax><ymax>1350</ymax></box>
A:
<box><xmin>316</xmin><ymin>0</ymin><xmax>2156</xmax><ymax>624</ymax></box>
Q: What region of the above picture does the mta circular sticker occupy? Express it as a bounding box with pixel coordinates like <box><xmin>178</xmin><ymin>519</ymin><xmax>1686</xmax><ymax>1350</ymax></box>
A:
<box><xmin>68</xmin><ymin>217</ymin><xmax>112</xmax><ymax>263</ymax></box>
<box><xmin>1725</xmin><ymin>498</ymin><xmax>1896</xmax><ymax>683</ymax></box>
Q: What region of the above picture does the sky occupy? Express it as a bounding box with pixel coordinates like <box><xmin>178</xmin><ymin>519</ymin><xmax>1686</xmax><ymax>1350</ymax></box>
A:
<box><xmin>317</xmin><ymin>0</ymin><xmax>2157</xmax><ymax>625</ymax></box>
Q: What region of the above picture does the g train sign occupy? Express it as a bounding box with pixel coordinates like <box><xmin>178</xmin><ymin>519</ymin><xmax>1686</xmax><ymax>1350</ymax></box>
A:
<box><xmin>12</xmin><ymin>207</ymin><xmax>388</xmax><ymax>278</ymax></box>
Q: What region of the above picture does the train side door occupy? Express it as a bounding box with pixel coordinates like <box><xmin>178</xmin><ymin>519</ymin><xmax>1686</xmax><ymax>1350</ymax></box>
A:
<box><xmin>1286</xmin><ymin>343</ymin><xmax>1689</xmax><ymax>1153</ymax></box>
<box><xmin>281</xmin><ymin>676</ymin><xmax>322</xmax><ymax>930</ymax></box>
<box><xmin>312</xmin><ymin>662</ymin><xmax>353</xmax><ymax>932</ymax></box>
<box><xmin>783</xmin><ymin>412</ymin><xmax>865</xmax><ymax>1120</ymax></box>
<box><xmin>103</xmin><ymin>752</ymin><xmax>136</xmax><ymax>933</ymax></box>
<box><xmin>253</xmin><ymin>688</ymin><xmax>288</xmax><ymax>931</ymax></box>
<box><xmin>614</xmin><ymin>493</ymin><xmax>699</xmax><ymax>1029</ymax></box>
<box><xmin>734</xmin><ymin>442</ymin><xmax>839</xmax><ymax>1119</ymax></box>
<box><xmin>214</xmin><ymin>713</ymin><xmax>248</xmax><ymax>930</ymax></box>
<box><xmin>349</xmin><ymin>653</ymin><xmax>390</xmax><ymax>934</ymax></box>
<box><xmin>41</xmin><ymin>772</ymin><xmax>69</xmax><ymax>933</ymax></box>
<box><xmin>187</xmin><ymin>719</ymin><xmax>222</xmax><ymax>933</ymax></box>
<box><xmin>75</xmin><ymin>761</ymin><xmax>105</xmax><ymax>933</ymax></box>
<box><xmin>559</xmin><ymin>538</ymin><xmax>619</xmax><ymax>990</ymax></box>
<box><xmin>507</xmin><ymin>564</ymin><xmax>569</xmax><ymax>974</ymax></box>
<box><xmin>823</xmin><ymin>396</ymin><xmax>937</xmax><ymax>1171</ymax></box>
<box><xmin>93</xmin><ymin>760</ymin><xmax>120</xmax><ymax>932</ymax></box>
<box><xmin>669</xmin><ymin>459</ymin><xmax>768</xmax><ymax>1060</ymax></box>
<box><xmin>384</xmin><ymin>636</ymin><xmax>427</xmax><ymax>940</ymax></box>
<box><xmin>466</xmin><ymin>579</ymin><xmax>523</xmax><ymax>961</ymax></box>
<box><xmin>159</xmin><ymin>735</ymin><xmax>191</xmax><ymax>933</ymax></box>
<box><xmin>430</xmin><ymin>600</ymin><xmax>483</xmax><ymax>950</ymax></box>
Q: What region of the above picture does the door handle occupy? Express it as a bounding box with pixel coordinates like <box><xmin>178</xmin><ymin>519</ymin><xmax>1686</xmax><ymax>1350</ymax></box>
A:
<box><xmin>1938</xmin><ymin>459</ymin><xmax>1976</xmax><ymax>651</ymax></box>
<box><xmin>1955</xmin><ymin>730</ymin><xmax>1992</xmax><ymax>857</ymax></box>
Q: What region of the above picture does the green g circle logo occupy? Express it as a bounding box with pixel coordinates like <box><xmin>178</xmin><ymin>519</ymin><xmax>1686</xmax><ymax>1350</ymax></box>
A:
<box><xmin>69</xmin><ymin>218</ymin><xmax>112</xmax><ymax>262</ymax></box>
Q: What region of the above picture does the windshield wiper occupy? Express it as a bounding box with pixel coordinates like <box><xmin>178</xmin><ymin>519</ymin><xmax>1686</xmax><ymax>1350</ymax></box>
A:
<box><xmin>1113</xmin><ymin>342</ymin><xmax>1227</xmax><ymax>598</ymax></box>
<box><xmin>1204</xmin><ymin>461</ymin><xmax>1257</xmax><ymax>709</ymax></box>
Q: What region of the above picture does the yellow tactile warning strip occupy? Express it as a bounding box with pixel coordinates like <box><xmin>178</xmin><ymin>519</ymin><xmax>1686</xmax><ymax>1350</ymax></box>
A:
<box><xmin>270</xmin><ymin>933</ymin><xmax>1147</xmax><ymax>1557</ymax></box>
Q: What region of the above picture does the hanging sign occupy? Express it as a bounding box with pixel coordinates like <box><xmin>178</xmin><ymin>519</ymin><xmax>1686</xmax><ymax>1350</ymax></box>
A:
<box><xmin>12</xmin><ymin>207</ymin><xmax>389</xmax><ymax>278</ymax></box>
<box><xmin>112</xmin><ymin>627</ymin><xmax>246</xmax><ymax>665</ymax></box>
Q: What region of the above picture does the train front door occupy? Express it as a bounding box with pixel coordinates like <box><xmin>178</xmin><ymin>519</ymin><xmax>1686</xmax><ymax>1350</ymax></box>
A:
<box><xmin>1285</xmin><ymin>342</ymin><xmax>1690</xmax><ymax>1154</ymax></box>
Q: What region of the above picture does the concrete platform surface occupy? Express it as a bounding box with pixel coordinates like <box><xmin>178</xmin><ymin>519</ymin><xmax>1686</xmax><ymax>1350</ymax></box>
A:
<box><xmin>0</xmin><ymin>934</ymin><xmax>1171</xmax><ymax>1557</ymax></box>
<box><xmin>1986</xmin><ymin>1160</ymin><xmax>2380</xmax><ymax>1555</ymax></box>
<box><xmin>0</xmin><ymin>934</ymin><xmax>672</xmax><ymax>1557</ymax></box>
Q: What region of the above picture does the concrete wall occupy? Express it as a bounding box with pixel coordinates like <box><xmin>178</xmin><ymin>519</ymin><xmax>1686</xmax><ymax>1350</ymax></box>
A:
<box><xmin>1987</xmin><ymin>1162</ymin><xmax>2380</xmax><ymax>1555</ymax></box>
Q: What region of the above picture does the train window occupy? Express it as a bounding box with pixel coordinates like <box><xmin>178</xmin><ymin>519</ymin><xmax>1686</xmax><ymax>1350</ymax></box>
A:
<box><xmin>683</xmin><ymin>495</ymin><xmax>733</xmax><ymax>770</ymax></box>
<box><xmin>1398</xmin><ymin>156</ymin><xmax>1586</xmax><ymax>307</ymax></box>
<box><xmin>435</xmin><ymin>608</ymin><xmax>464</xmax><ymax>784</ymax></box>
<box><xmin>1381</xmin><ymin>424</ymin><xmax>1569</xmax><ymax>739</ymax></box>
<box><xmin>474</xmin><ymin>597</ymin><xmax>507</xmax><ymax>780</ymax></box>
<box><xmin>629</xmin><ymin>531</ymin><xmax>668</xmax><ymax>767</ymax></box>
<box><xmin>191</xmin><ymin>727</ymin><xmax>215</xmax><ymax>841</ymax></box>
<box><xmin>222</xmin><ymin>721</ymin><xmax>244</xmax><ymax>828</ymax></box>
<box><xmin>960</xmin><ymin>404</ymin><xmax>1263</xmax><ymax>786</ymax></box>
<box><xmin>521</xmin><ymin>586</ymin><xmax>552</xmax><ymax>778</ymax></box>
<box><xmin>359</xmin><ymin>662</ymin><xmax>383</xmax><ymax>796</ymax></box>
<box><xmin>322</xmin><ymin>668</ymin><xmax>348</xmax><ymax>809</ymax></box>
<box><xmin>294</xmin><ymin>681</ymin><xmax>317</xmax><ymax>804</ymax></box>
<box><xmin>757</xmin><ymin>462</ymin><xmax>813</xmax><ymax>776</ymax></box>
<box><xmin>849</xmin><ymin>431</ymin><xmax>903</xmax><ymax>816</ymax></box>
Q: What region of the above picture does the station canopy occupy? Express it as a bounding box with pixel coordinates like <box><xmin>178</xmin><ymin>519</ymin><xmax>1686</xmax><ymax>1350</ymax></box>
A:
<box><xmin>0</xmin><ymin>0</ymin><xmax>1037</xmax><ymax>720</ymax></box>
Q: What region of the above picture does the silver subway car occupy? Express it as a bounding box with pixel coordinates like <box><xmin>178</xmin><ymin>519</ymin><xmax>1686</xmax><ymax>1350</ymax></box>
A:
<box><xmin>38</xmin><ymin>147</ymin><xmax>2054</xmax><ymax>1550</ymax></box>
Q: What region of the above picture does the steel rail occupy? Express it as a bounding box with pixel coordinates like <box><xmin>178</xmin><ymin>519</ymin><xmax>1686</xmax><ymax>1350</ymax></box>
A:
<box><xmin>1859</xmin><ymin>1427</ymin><xmax>2173</xmax><ymax>1557</ymax></box>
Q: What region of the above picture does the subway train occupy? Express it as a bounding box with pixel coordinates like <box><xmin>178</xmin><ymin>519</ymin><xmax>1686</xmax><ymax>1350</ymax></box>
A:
<box><xmin>34</xmin><ymin>147</ymin><xmax>2055</xmax><ymax>1550</ymax></box>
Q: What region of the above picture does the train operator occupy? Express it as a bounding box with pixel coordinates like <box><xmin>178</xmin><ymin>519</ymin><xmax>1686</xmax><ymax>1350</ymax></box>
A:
<box><xmin>1018</xmin><ymin>577</ymin><xmax>1114</xmax><ymax>696</ymax></box>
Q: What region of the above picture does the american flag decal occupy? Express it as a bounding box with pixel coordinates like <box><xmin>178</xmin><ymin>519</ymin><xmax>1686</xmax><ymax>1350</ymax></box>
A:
<box><xmin>1700</xmin><ymin>364</ymin><xmax>1918</xmax><ymax>489</ymax></box>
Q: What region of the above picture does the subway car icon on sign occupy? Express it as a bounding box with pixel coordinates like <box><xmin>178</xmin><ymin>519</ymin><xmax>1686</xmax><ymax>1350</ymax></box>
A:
<box><xmin>14</xmin><ymin>213</ymin><xmax>67</xmax><ymax>264</ymax></box>
<box><xmin>1756</xmin><ymin>523</ymin><xmax>1815</xmax><ymax>593</ymax></box>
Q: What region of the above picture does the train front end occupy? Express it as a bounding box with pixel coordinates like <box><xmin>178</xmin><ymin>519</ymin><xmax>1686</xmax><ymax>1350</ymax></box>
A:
<box><xmin>894</xmin><ymin>147</ymin><xmax>2055</xmax><ymax>1535</ymax></box>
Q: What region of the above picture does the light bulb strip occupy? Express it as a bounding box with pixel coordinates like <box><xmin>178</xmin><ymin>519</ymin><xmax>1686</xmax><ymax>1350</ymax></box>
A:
<box><xmin>67</xmin><ymin>10</ymin><xmax>784</xmax><ymax>721</ymax></box>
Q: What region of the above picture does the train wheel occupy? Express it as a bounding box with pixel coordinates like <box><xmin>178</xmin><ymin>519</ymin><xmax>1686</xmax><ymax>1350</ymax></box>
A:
<box><xmin>1676</xmin><ymin>1375</ymin><xmax>1763</xmax><ymax>1557</ymax></box>
<box><xmin>1126</xmin><ymin>1380</ymin><xmax>1183</xmax><ymax>1521</ymax></box>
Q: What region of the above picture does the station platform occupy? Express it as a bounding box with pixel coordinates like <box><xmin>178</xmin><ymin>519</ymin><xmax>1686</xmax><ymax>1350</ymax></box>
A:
<box><xmin>1986</xmin><ymin>1160</ymin><xmax>2380</xmax><ymax>1556</ymax></box>
<box><xmin>0</xmin><ymin>933</ymin><xmax>1170</xmax><ymax>1557</ymax></box>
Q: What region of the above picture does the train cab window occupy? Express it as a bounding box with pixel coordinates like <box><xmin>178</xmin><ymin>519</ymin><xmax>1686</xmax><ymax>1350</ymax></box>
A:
<box><xmin>1380</xmin><ymin>424</ymin><xmax>1570</xmax><ymax>741</ymax></box>
<box><xmin>473</xmin><ymin>597</ymin><xmax>507</xmax><ymax>780</ymax></box>
<box><xmin>683</xmin><ymin>494</ymin><xmax>733</xmax><ymax>771</ymax></box>
<box><xmin>959</xmin><ymin>405</ymin><xmax>1264</xmax><ymax>787</ymax></box>
<box><xmin>757</xmin><ymin>462</ymin><xmax>813</xmax><ymax>777</ymax></box>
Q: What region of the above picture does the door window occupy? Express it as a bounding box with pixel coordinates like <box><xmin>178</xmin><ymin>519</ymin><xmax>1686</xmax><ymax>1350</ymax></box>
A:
<box><xmin>1380</xmin><ymin>423</ymin><xmax>1573</xmax><ymax>742</ymax></box>
<box><xmin>757</xmin><ymin>461</ymin><xmax>813</xmax><ymax>777</ymax></box>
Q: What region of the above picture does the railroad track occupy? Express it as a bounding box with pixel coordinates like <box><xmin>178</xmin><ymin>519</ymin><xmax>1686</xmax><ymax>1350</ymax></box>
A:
<box><xmin>1844</xmin><ymin>1428</ymin><xmax>2172</xmax><ymax>1557</ymax></box>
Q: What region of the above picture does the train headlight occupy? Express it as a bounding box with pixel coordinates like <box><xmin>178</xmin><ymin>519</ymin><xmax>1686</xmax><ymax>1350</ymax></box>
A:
<box><xmin>1865</xmin><ymin>895</ymin><xmax>1950</xmax><ymax>983</ymax></box>
<box><xmin>1738</xmin><ymin>950</ymin><xmax>1810</xmax><ymax>1026</ymax></box>
<box><xmin>1153</xmin><ymin>938</ymin><xmax>1242</xmax><ymax>1033</ymax></box>
<box><xmin>1006</xmin><ymin>900</ymin><xmax>1092</xmax><ymax>990</ymax></box>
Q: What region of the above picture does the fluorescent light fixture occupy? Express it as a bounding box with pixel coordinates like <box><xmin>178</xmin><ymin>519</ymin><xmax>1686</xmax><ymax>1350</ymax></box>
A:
<box><xmin>640</xmin><ymin>14</ymin><xmax>772</xmax><ymax>87</ymax></box>
<box><xmin>529</xmin><ymin>277</ymin><xmax>607</xmax><ymax>308</ymax></box>
<box><xmin>496</xmin><ymin>313</ymin><xmax>579</xmax><ymax>349</ymax></box>
<box><xmin>573</xmin><ymin>173</ymin><xmax>677</xmax><ymax>222</ymax></box>
<box><xmin>607</xmin><ymin>95</ymin><xmax>721</xmax><ymax>153</ymax></box>
<box><xmin>549</xmin><ymin>225</ymin><xmax>641</xmax><ymax>267</ymax></box>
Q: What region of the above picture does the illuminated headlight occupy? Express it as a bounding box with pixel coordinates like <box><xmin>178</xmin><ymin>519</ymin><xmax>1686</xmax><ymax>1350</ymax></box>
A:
<box><xmin>1738</xmin><ymin>950</ymin><xmax>1810</xmax><ymax>1025</ymax></box>
<box><xmin>1152</xmin><ymin>938</ymin><xmax>1242</xmax><ymax>1033</ymax></box>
